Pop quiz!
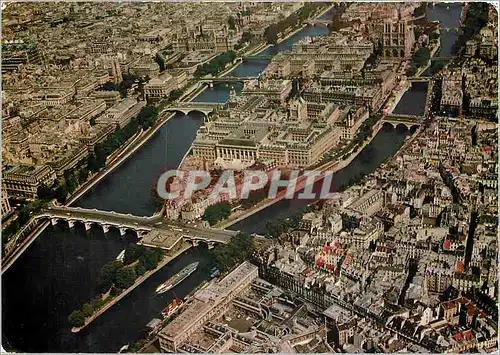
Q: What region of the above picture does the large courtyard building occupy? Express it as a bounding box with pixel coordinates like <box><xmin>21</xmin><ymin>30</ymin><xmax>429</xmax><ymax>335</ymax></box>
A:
<box><xmin>172</xmin><ymin>23</ymin><xmax>240</xmax><ymax>53</ymax></box>
<box><xmin>190</xmin><ymin>88</ymin><xmax>344</xmax><ymax>169</ymax></box>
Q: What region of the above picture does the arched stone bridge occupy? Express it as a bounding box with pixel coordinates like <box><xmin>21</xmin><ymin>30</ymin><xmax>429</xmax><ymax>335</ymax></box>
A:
<box><xmin>407</xmin><ymin>77</ymin><xmax>431</xmax><ymax>82</ymax></box>
<box><xmin>198</xmin><ymin>76</ymin><xmax>258</xmax><ymax>84</ymax></box>
<box><xmin>304</xmin><ymin>19</ymin><xmax>331</xmax><ymax>27</ymax></box>
<box><xmin>36</xmin><ymin>205</ymin><xmax>159</xmax><ymax>236</ymax></box>
<box><xmin>165</xmin><ymin>102</ymin><xmax>224</xmax><ymax>116</ymax></box>
<box><xmin>382</xmin><ymin>114</ymin><xmax>422</xmax><ymax>129</ymax></box>
<box><xmin>35</xmin><ymin>205</ymin><xmax>238</xmax><ymax>247</ymax></box>
<box><xmin>237</xmin><ymin>55</ymin><xmax>274</xmax><ymax>61</ymax></box>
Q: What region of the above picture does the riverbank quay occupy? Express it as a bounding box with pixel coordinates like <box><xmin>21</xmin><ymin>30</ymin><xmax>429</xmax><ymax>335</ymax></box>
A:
<box><xmin>247</xmin><ymin>43</ymin><xmax>271</xmax><ymax>56</ymax></box>
<box><xmin>179</xmin><ymin>83</ymin><xmax>208</xmax><ymax>102</ymax></box>
<box><xmin>388</xmin><ymin>80</ymin><xmax>412</xmax><ymax>114</ymax></box>
<box><xmin>272</xmin><ymin>2</ymin><xmax>333</xmax><ymax>46</ymax></box>
<box><xmin>71</xmin><ymin>242</ymin><xmax>192</xmax><ymax>333</ymax></box>
<box><xmin>1</xmin><ymin>220</ymin><xmax>50</xmax><ymax>272</ymax></box>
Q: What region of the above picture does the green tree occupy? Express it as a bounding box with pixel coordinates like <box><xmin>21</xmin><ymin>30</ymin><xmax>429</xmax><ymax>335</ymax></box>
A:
<box><xmin>202</xmin><ymin>202</ymin><xmax>232</xmax><ymax>226</ymax></box>
<box><xmin>139</xmin><ymin>249</ymin><xmax>162</xmax><ymax>270</ymax></box>
<box><xmin>411</xmin><ymin>47</ymin><xmax>430</xmax><ymax>68</ymax></box>
<box><xmin>91</xmin><ymin>296</ymin><xmax>103</xmax><ymax>311</ymax></box>
<box><xmin>429</xmin><ymin>31</ymin><xmax>440</xmax><ymax>41</ymax></box>
<box><xmin>82</xmin><ymin>303</ymin><xmax>94</xmax><ymax>317</ymax></box>
<box><xmin>124</xmin><ymin>243</ymin><xmax>145</xmax><ymax>265</ymax></box>
<box><xmin>168</xmin><ymin>89</ymin><xmax>184</xmax><ymax>102</ymax></box>
<box><xmin>135</xmin><ymin>264</ymin><xmax>146</xmax><ymax>276</ymax></box>
<box><xmin>3</xmin><ymin>221</ymin><xmax>19</xmax><ymax>241</ymax></box>
<box><xmin>155</xmin><ymin>53</ymin><xmax>165</xmax><ymax>72</ymax></box>
<box><xmin>241</xmin><ymin>31</ymin><xmax>251</xmax><ymax>43</ymax></box>
<box><xmin>64</xmin><ymin>170</ymin><xmax>78</xmax><ymax>193</ymax></box>
<box><xmin>54</xmin><ymin>184</ymin><xmax>68</xmax><ymax>204</ymax></box>
<box><xmin>266</xmin><ymin>219</ymin><xmax>286</xmax><ymax>238</ymax></box>
<box><xmin>209</xmin><ymin>233</ymin><xmax>255</xmax><ymax>272</ymax></box>
<box><xmin>264</xmin><ymin>25</ymin><xmax>278</xmax><ymax>44</ymax></box>
<box><xmin>68</xmin><ymin>310</ymin><xmax>86</xmax><ymax>327</ymax></box>
<box><xmin>37</xmin><ymin>183</ymin><xmax>54</xmax><ymax>200</ymax></box>
<box><xmin>110</xmin><ymin>286</ymin><xmax>120</xmax><ymax>297</ymax></box>
<box><xmin>115</xmin><ymin>267</ymin><xmax>136</xmax><ymax>289</ymax></box>
<box><xmin>89</xmin><ymin>117</ymin><xmax>96</xmax><ymax>126</ymax></box>
<box><xmin>78</xmin><ymin>168</ymin><xmax>89</xmax><ymax>184</ymax></box>
<box><xmin>98</xmin><ymin>260</ymin><xmax>123</xmax><ymax>293</ymax></box>
<box><xmin>17</xmin><ymin>206</ymin><xmax>31</xmax><ymax>225</ymax></box>
<box><xmin>413</xmin><ymin>4</ymin><xmax>426</xmax><ymax>17</ymax></box>
<box><xmin>228</xmin><ymin>16</ymin><xmax>237</xmax><ymax>30</ymax></box>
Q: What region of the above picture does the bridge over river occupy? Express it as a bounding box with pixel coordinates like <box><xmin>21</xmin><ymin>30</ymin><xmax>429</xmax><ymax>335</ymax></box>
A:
<box><xmin>199</xmin><ymin>76</ymin><xmax>258</xmax><ymax>84</ymax></box>
<box><xmin>36</xmin><ymin>204</ymin><xmax>239</xmax><ymax>249</ymax></box>
<box><xmin>382</xmin><ymin>114</ymin><xmax>422</xmax><ymax>129</ymax></box>
<box><xmin>165</xmin><ymin>101</ymin><xmax>224</xmax><ymax>116</ymax></box>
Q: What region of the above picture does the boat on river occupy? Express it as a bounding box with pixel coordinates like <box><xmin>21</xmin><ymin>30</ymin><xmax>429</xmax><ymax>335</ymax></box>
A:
<box><xmin>116</xmin><ymin>250</ymin><xmax>125</xmax><ymax>262</ymax></box>
<box><xmin>161</xmin><ymin>297</ymin><xmax>184</xmax><ymax>319</ymax></box>
<box><xmin>118</xmin><ymin>344</ymin><xmax>129</xmax><ymax>353</ymax></box>
<box><xmin>155</xmin><ymin>262</ymin><xmax>199</xmax><ymax>294</ymax></box>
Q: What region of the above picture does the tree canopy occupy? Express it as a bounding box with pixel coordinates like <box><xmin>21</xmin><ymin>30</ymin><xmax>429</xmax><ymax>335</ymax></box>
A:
<box><xmin>124</xmin><ymin>243</ymin><xmax>146</xmax><ymax>265</ymax></box>
<box><xmin>202</xmin><ymin>202</ymin><xmax>232</xmax><ymax>226</ymax></box>
<box><xmin>68</xmin><ymin>310</ymin><xmax>85</xmax><ymax>328</ymax></box>
<box><xmin>87</xmin><ymin>106</ymin><xmax>158</xmax><ymax>173</ymax></box>
<box><xmin>209</xmin><ymin>233</ymin><xmax>255</xmax><ymax>272</ymax></box>
<box><xmin>115</xmin><ymin>267</ymin><xmax>136</xmax><ymax>289</ymax></box>
<box><xmin>194</xmin><ymin>51</ymin><xmax>236</xmax><ymax>77</ymax></box>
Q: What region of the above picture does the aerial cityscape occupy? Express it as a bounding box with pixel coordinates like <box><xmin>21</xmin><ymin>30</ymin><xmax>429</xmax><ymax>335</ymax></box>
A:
<box><xmin>1</xmin><ymin>1</ymin><xmax>498</xmax><ymax>354</ymax></box>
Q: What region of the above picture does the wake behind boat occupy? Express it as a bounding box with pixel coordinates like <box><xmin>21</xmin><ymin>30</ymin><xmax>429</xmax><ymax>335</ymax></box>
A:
<box><xmin>155</xmin><ymin>262</ymin><xmax>199</xmax><ymax>294</ymax></box>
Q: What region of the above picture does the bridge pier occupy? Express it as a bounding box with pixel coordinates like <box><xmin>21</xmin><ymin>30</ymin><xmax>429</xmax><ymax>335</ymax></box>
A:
<box><xmin>191</xmin><ymin>239</ymin><xmax>199</xmax><ymax>247</ymax></box>
<box><xmin>119</xmin><ymin>227</ymin><xmax>127</xmax><ymax>237</ymax></box>
<box><xmin>207</xmin><ymin>241</ymin><xmax>215</xmax><ymax>250</ymax></box>
<box><xmin>68</xmin><ymin>220</ymin><xmax>75</xmax><ymax>229</ymax></box>
<box><xmin>84</xmin><ymin>222</ymin><xmax>92</xmax><ymax>231</ymax></box>
<box><xmin>102</xmin><ymin>224</ymin><xmax>110</xmax><ymax>234</ymax></box>
<box><xmin>51</xmin><ymin>218</ymin><xmax>58</xmax><ymax>227</ymax></box>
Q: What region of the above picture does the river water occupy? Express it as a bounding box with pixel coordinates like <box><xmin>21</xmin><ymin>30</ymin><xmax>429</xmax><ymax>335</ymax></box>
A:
<box><xmin>393</xmin><ymin>81</ymin><xmax>429</xmax><ymax>117</ymax></box>
<box><xmin>2</xmin><ymin>5</ymin><xmax>455</xmax><ymax>352</ymax></box>
<box><xmin>393</xmin><ymin>4</ymin><xmax>462</xmax><ymax>114</ymax></box>
<box><xmin>422</xmin><ymin>3</ymin><xmax>462</xmax><ymax>77</ymax></box>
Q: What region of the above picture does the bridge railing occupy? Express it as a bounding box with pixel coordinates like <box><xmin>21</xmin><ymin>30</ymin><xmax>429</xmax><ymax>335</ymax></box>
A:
<box><xmin>41</xmin><ymin>206</ymin><xmax>164</xmax><ymax>223</ymax></box>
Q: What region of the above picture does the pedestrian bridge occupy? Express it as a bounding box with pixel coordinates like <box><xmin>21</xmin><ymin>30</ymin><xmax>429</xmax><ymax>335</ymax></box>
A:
<box><xmin>35</xmin><ymin>204</ymin><xmax>238</xmax><ymax>246</ymax></box>
<box><xmin>165</xmin><ymin>102</ymin><xmax>224</xmax><ymax>116</ymax></box>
